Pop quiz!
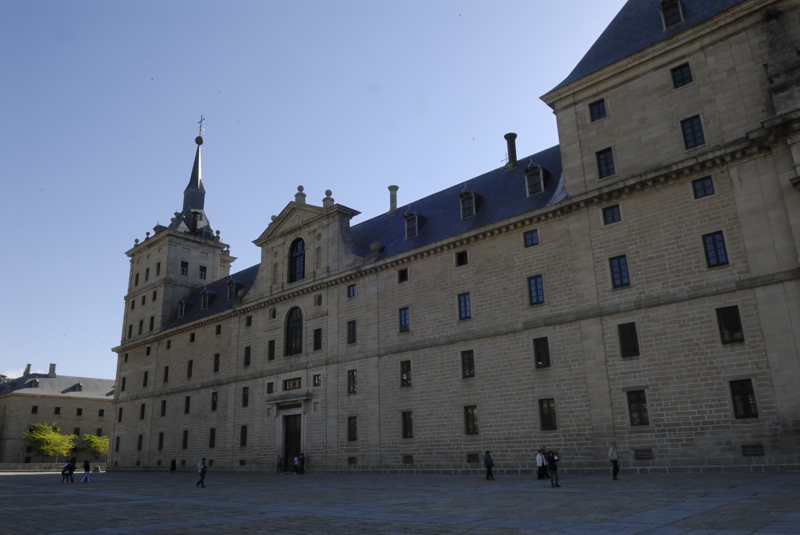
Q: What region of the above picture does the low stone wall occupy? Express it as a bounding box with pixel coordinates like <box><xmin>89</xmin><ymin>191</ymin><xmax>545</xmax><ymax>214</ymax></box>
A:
<box><xmin>0</xmin><ymin>463</ymin><xmax>107</xmax><ymax>472</ymax></box>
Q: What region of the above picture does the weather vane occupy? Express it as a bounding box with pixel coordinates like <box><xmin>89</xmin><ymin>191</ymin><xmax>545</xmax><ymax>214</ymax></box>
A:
<box><xmin>197</xmin><ymin>115</ymin><xmax>206</xmax><ymax>137</ymax></box>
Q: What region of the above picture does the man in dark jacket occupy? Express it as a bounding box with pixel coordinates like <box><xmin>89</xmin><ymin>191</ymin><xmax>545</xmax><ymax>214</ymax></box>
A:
<box><xmin>483</xmin><ymin>451</ymin><xmax>495</xmax><ymax>480</ymax></box>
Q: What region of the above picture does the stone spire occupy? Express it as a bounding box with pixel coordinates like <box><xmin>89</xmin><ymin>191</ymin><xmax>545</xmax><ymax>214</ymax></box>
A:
<box><xmin>183</xmin><ymin>135</ymin><xmax>206</xmax><ymax>213</ymax></box>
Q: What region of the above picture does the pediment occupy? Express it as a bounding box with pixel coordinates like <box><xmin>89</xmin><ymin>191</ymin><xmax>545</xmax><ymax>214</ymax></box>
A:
<box><xmin>253</xmin><ymin>202</ymin><xmax>328</xmax><ymax>245</ymax></box>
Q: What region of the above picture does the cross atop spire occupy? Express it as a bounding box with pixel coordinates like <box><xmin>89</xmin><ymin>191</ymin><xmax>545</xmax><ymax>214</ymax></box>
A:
<box><xmin>197</xmin><ymin>115</ymin><xmax>206</xmax><ymax>137</ymax></box>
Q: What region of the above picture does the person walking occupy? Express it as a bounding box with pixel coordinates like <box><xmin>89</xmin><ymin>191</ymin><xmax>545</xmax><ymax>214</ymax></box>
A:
<box><xmin>536</xmin><ymin>448</ymin><xmax>548</xmax><ymax>480</ymax></box>
<box><xmin>547</xmin><ymin>450</ymin><xmax>560</xmax><ymax>488</ymax></box>
<box><xmin>293</xmin><ymin>454</ymin><xmax>298</xmax><ymax>474</ymax></box>
<box><xmin>68</xmin><ymin>460</ymin><xmax>77</xmax><ymax>483</ymax></box>
<box><xmin>483</xmin><ymin>451</ymin><xmax>495</xmax><ymax>480</ymax></box>
<box><xmin>276</xmin><ymin>455</ymin><xmax>283</xmax><ymax>475</ymax></box>
<box><xmin>80</xmin><ymin>460</ymin><xmax>91</xmax><ymax>483</ymax></box>
<box><xmin>170</xmin><ymin>458</ymin><xmax>177</xmax><ymax>474</ymax></box>
<box><xmin>60</xmin><ymin>462</ymin><xmax>71</xmax><ymax>483</ymax></box>
<box><xmin>609</xmin><ymin>442</ymin><xmax>620</xmax><ymax>481</ymax></box>
<box><xmin>196</xmin><ymin>458</ymin><xmax>207</xmax><ymax>488</ymax></box>
<box><xmin>299</xmin><ymin>453</ymin><xmax>306</xmax><ymax>474</ymax></box>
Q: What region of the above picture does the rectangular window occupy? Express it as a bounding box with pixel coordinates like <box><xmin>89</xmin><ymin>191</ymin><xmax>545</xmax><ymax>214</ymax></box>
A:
<box><xmin>158</xmin><ymin>432</ymin><xmax>164</xmax><ymax>450</ymax></box>
<box><xmin>347</xmin><ymin>284</ymin><xmax>356</xmax><ymax>298</ymax></box>
<box><xmin>118</xmin><ymin>407</ymin><xmax>123</xmax><ymax>423</ymax></box>
<box><xmin>539</xmin><ymin>399</ymin><xmax>557</xmax><ymax>430</ymax></box>
<box><xmin>142</xmin><ymin>295</ymin><xmax>146</xmax><ymax>306</ymax></box>
<box><xmin>145</xmin><ymin>267</ymin><xmax>150</xmax><ymax>281</ymax></box>
<box><xmin>461</xmin><ymin>350</ymin><xmax>475</xmax><ymax>378</ymax></box>
<box><xmin>662</xmin><ymin>1</ymin><xmax>683</xmax><ymax>28</ymax></box>
<box><xmin>399</xmin><ymin>307</ymin><xmax>410</xmax><ymax>332</ymax></box>
<box><xmin>215</xmin><ymin>325</ymin><xmax>221</xmax><ymax>335</ymax></box>
<box><xmin>160</xmin><ymin>400</ymin><xmax>166</xmax><ymax>417</ymax></box>
<box><xmin>242</xmin><ymin>386</ymin><xmax>249</xmax><ymax>407</ymax></box>
<box><xmin>53</xmin><ymin>406</ymin><xmax>60</xmax><ymax>415</ymax></box>
<box><xmin>121</xmin><ymin>377</ymin><xmax>126</xmax><ymax>391</ymax></box>
<box><xmin>681</xmin><ymin>115</ymin><xmax>705</xmax><ymax>149</ymax></box>
<box><xmin>405</xmin><ymin>216</ymin><xmax>418</xmax><ymax>239</ymax></box>
<box><xmin>603</xmin><ymin>205</ymin><xmax>621</xmax><ymax>225</ymax></box>
<box><xmin>99</xmin><ymin>409</ymin><xmax>105</xmax><ymax>417</ymax></box>
<box><xmin>348</xmin><ymin>369</ymin><xmax>358</xmax><ymax>393</ymax></box>
<box><xmin>730</xmin><ymin>379</ymin><xmax>758</xmax><ymax>419</ymax></box>
<box><xmin>589</xmin><ymin>99</ymin><xmax>607</xmax><ymax>121</ymax></box>
<box><xmin>610</xmin><ymin>256</ymin><xmax>630</xmax><ymax>288</ymax></box>
<box><xmin>137</xmin><ymin>434</ymin><xmax>143</xmax><ymax>451</ymax></box>
<box><xmin>284</xmin><ymin>377</ymin><xmax>302</xmax><ymax>391</ymax></box>
<box><xmin>627</xmin><ymin>390</ymin><xmax>650</xmax><ymax>426</ymax></box>
<box><xmin>717</xmin><ymin>306</ymin><xmax>744</xmax><ymax>344</ymax></box>
<box><xmin>76</xmin><ymin>408</ymin><xmax>83</xmax><ymax>416</ymax></box>
<box><xmin>313</xmin><ymin>374</ymin><xmax>321</xmax><ymax>387</ymax></box>
<box><xmin>189</xmin><ymin>333</ymin><xmax>195</xmax><ymax>343</ymax></box>
<box><xmin>347</xmin><ymin>416</ymin><xmax>358</xmax><ymax>441</ymax></box>
<box><xmin>184</xmin><ymin>396</ymin><xmax>191</xmax><ymax>414</ymax></box>
<box><xmin>187</xmin><ymin>360</ymin><xmax>193</xmax><ymax>378</ymax></box>
<box><xmin>244</xmin><ymin>346</ymin><xmax>251</xmax><ymax>367</ymax></box>
<box><xmin>145</xmin><ymin>346</ymin><xmax>151</xmax><ymax>356</ymax></box>
<box><xmin>267</xmin><ymin>382</ymin><xmax>274</xmax><ymax>394</ymax></box>
<box><xmin>156</xmin><ymin>262</ymin><xmax>161</xmax><ymax>276</ymax></box>
<box><xmin>524</xmin><ymin>229</ymin><xmax>539</xmax><ymax>247</ymax></box>
<box><xmin>268</xmin><ymin>340</ymin><xmax>275</xmax><ymax>361</ymax></box>
<box><xmin>455</xmin><ymin>251</ymin><xmax>468</xmax><ymax>266</ymax></box>
<box><xmin>618</xmin><ymin>323</ymin><xmax>640</xmax><ymax>358</ymax></box>
<box><xmin>692</xmin><ymin>176</ymin><xmax>714</xmax><ymax>199</ymax></box>
<box><xmin>402</xmin><ymin>411</ymin><xmax>414</xmax><ymax>439</ymax></box>
<box><xmin>163</xmin><ymin>366</ymin><xmax>169</xmax><ymax>383</ymax></box>
<box><xmin>464</xmin><ymin>406</ymin><xmax>479</xmax><ymax>435</ymax></box>
<box><xmin>526</xmin><ymin>168</ymin><xmax>544</xmax><ymax>196</ymax></box>
<box><xmin>596</xmin><ymin>148</ymin><xmax>615</xmax><ymax>178</ymax></box>
<box><xmin>528</xmin><ymin>275</ymin><xmax>545</xmax><ymax>305</ymax></box>
<box><xmin>166</xmin><ymin>340</ymin><xmax>171</xmax><ymax>350</ymax></box>
<box><xmin>671</xmin><ymin>63</ymin><xmax>693</xmax><ymax>88</ymax></box>
<box><xmin>182</xmin><ymin>430</ymin><xmax>189</xmax><ymax>449</ymax></box>
<box><xmin>313</xmin><ymin>328</ymin><xmax>322</xmax><ymax>351</ymax></box>
<box><xmin>152</xmin><ymin>290</ymin><xmax>157</xmax><ymax>301</ymax></box>
<box><xmin>199</xmin><ymin>266</ymin><xmax>207</xmax><ymax>280</ymax></box>
<box><xmin>131</xmin><ymin>300</ymin><xmax>135</xmax><ymax>310</ymax></box>
<box><xmin>139</xmin><ymin>403</ymin><xmax>145</xmax><ymax>420</ymax></box>
<box><xmin>142</xmin><ymin>371</ymin><xmax>148</xmax><ymax>387</ymax></box>
<box><xmin>31</xmin><ymin>405</ymin><xmax>38</xmax><ymax>414</ymax></box>
<box><xmin>703</xmin><ymin>232</ymin><xmax>729</xmax><ymax>268</ymax></box>
<box><xmin>180</xmin><ymin>262</ymin><xmax>188</xmax><ymax>276</ymax></box>
<box><xmin>397</xmin><ymin>268</ymin><xmax>409</xmax><ymax>283</ymax></box>
<box><xmin>211</xmin><ymin>392</ymin><xmax>218</xmax><ymax>411</ymax></box>
<box><xmin>347</xmin><ymin>320</ymin><xmax>357</xmax><ymax>344</ymax></box>
<box><xmin>135</xmin><ymin>273</ymin><xmax>139</xmax><ymax>286</ymax></box>
<box><xmin>245</xmin><ymin>315</ymin><xmax>252</xmax><ymax>327</ymax></box>
<box><xmin>128</xmin><ymin>325</ymin><xmax>132</xmax><ymax>339</ymax></box>
<box><xmin>209</xmin><ymin>428</ymin><xmax>216</xmax><ymax>448</ymax></box>
<box><xmin>458</xmin><ymin>293</ymin><xmax>471</xmax><ymax>320</ymax></box>
<box><xmin>138</xmin><ymin>320</ymin><xmax>143</xmax><ymax>335</ymax></box>
<box><xmin>400</xmin><ymin>360</ymin><xmax>411</xmax><ymax>387</ymax></box>
<box><xmin>461</xmin><ymin>194</ymin><xmax>475</xmax><ymax>218</ymax></box>
<box><xmin>533</xmin><ymin>337</ymin><xmax>551</xmax><ymax>369</ymax></box>
<box><xmin>115</xmin><ymin>436</ymin><xmax>120</xmax><ymax>452</ymax></box>
<box><xmin>213</xmin><ymin>354</ymin><xmax>220</xmax><ymax>372</ymax></box>
<box><xmin>96</xmin><ymin>428</ymin><xmax>102</xmax><ymax>436</ymax></box>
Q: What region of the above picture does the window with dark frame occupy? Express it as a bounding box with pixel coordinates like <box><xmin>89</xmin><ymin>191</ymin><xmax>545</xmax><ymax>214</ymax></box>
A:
<box><xmin>187</xmin><ymin>360</ymin><xmax>193</xmax><ymax>378</ymax></box>
<box><xmin>464</xmin><ymin>406</ymin><xmax>479</xmax><ymax>435</ymax></box>
<box><xmin>596</xmin><ymin>148</ymin><xmax>615</xmax><ymax>178</ymax></box>
<box><xmin>243</xmin><ymin>346</ymin><xmax>251</xmax><ymax>367</ymax></box>
<box><xmin>240</xmin><ymin>426</ymin><xmax>247</xmax><ymax>447</ymax></box>
<box><xmin>152</xmin><ymin>290</ymin><xmax>157</xmax><ymax>301</ymax></box>
<box><xmin>142</xmin><ymin>295</ymin><xmax>146</xmax><ymax>305</ymax></box>
<box><xmin>158</xmin><ymin>432</ymin><xmax>164</xmax><ymax>450</ymax></box>
<box><xmin>730</xmin><ymin>379</ymin><xmax>758</xmax><ymax>419</ymax></box>
<box><xmin>267</xmin><ymin>382</ymin><xmax>274</xmax><ymax>394</ymax></box>
<box><xmin>213</xmin><ymin>354</ymin><xmax>220</xmax><ymax>372</ymax></box>
<box><xmin>182</xmin><ymin>430</ymin><xmax>189</xmax><ymax>449</ymax></box>
<box><xmin>268</xmin><ymin>340</ymin><xmax>276</xmax><ymax>360</ymax></box>
<box><xmin>135</xmin><ymin>273</ymin><xmax>139</xmax><ymax>286</ymax></box>
<box><xmin>603</xmin><ymin>205</ymin><xmax>621</xmax><ymax>225</ymax></box>
<box><xmin>347</xmin><ymin>320</ymin><xmax>357</xmax><ymax>344</ymax></box>
<box><xmin>526</xmin><ymin>167</ymin><xmax>545</xmax><ymax>196</ymax></box>
<box><xmin>209</xmin><ymin>428</ymin><xmax>216</xmax><ymax>448</ymax></box>
<box><xmin>610</xmin><ymin>256</ymin><xmax>631</xmax><ymax>288</ymax></box>
<box><xmin>163</xmin><ymin>365</ymin><xmax>169</xmax><ymax>383</ymax></box>
<box><xmin>199</xmin><ymin>266</ymin><xmax>207</xmax><ymax>280</ymax></box>
<box><xmin>399</xmin><ymin>308</ymin><xmax>410</xmax><ymax>332</ymax></box>
<box><xmin>524</xmin><ymin>229</ymin><xmax>539</xmax><ymax>247</ymax></box>
<box><xmin>528</xmin><ymin>275</ymin><xmax>545</xmax><ymax>305</ymax></box>
<box><xmin>180</xmin><ymin>262</ymin><xmax>188</xmax><ymax>276</ymax></box>
<box><xmin>313</xmin><ymin>374</ymin><xmax>321</xmax><ymax>387</ymax></box>
<box><xmin>313</xmin><ymin>328</ymin><xmax>322</xmax><ymax>351</ymax></box>
<box><xmin>77</xmin><ymin>408</ymin><xmax>83</xmax><ymax>416</ymax></box>
<box><xmin>461</xmin><ymin>350</ymin><xmax>475</xmax><ymax>378</ymax></box>
<box><xmin>661</xmin><ymin>0</ymin><xmax>683</xmax><ymax>28</ymax></box>
<box><xmin>139</xmin><ymin>403</ymin><xmax>145</xmax><ymax>420</ymax></box>
<box><xmin>160</xmin><ymin>399</ymin><xmax>166</xmax><ymax>417</ymax></box>
<box><xmin>138</xmin><ymin>320</ymin><xmax>143</xmax><ymax>335</ymax></box>
<box><xmin>245</xmin><ymin>315</ymin><xmax>253</xmax><ymax>327</ymax></box>
<box><xmin>627</xmin><ymin>390</ymin><xmax>650</xmax><ymax>426</ymax></box>
<box><xmin>681</xmin><ymin>115</ymin><xmax>705</xmax><ymax>149</ymax></box>
<box><xmin>227</xmin><ymin>283</ymin><xmax>236</xmax><ymax>300</ymax></box>
<box><xmin>242</xmin><ymin>386</ymin><xmax>249</xmax><ymax>408</ymax></box>
<box><xmin>533</xmin><ymin>337</ymin><xmax>551</xmax><ymax>369</ymax></box>
<box><xmin>190</xmin><ymin>333</ymin><xmax>195</xmax><ymax>343</ymax></box>
<box><xmin>128</xmin><ymin>324</ymin><xmax>133</xmax><ymax>338</ymax></box>
<box><xmin>285</xmin><ymin>307</ymin><xmax>303</xmax><ymax>355</ymax></box>
<box><xmin>166</xmin><ymin>340</ymin><xmax>171</xmax><ymax>350</ymax></box>
<box><xmin>589</xmin><ymin>99</ymin><xmax>607</xmax><ymax>121</ymax></box>
<box><xmin>460</xmin><ymin>193</ymin><xmax>476</xmax><ymax>219</ymax></box>
<box><xmin>121</xmin><ymin>377</ymin><xmax>126</xmax><ymax>391</ymax></box>
<box><xmin>142</xmin><ymin>371</ymin><xmax>148</xmax><ymax>387</ymax></box>
<box><xmin>31</xmin><ymin>405</ymin><xmax>38</xmax><ymax>414</ymax></box>
<box><xmin>156</xmin><ymin>262</ymin><xmax>161</xmax><ymax>276</ymax></box>
<box><xmin>398</xmin><ymin>268</ymin><xmax>409</xmax><ymax>283</ymax></box>
<box><xmin>131</xmin><ymin>300</ymin><xmax>135</xmax><ymax>310</ymax></box>
<box><xmin>400</xmin><ymin>360</ymin><xmax>411</xmax><ymax>387</ymax></box>
<box><xmin>284</xmin><ymin>377</ymin><xmax>302</xmax><ymax>391</ymax></box>
<box><xmin>115</xmin><ymin>436</ymin><xmax>120</xmax><ymax>452</ymax></box>
<box><xmin>137</xmin><ymin>434</ymin><xmax>143</xmax><ymax>451</ymax></box>
<box><xmin>347</xmin><ymin>416</ymin><xmax>358</xmax><ymax>441</ymax></box>
<box><xmin>215</xmin><ymin>324</ymin><xmax>221</xmax><ymax>335</ymax></box>
<box><xmin>347</xmin><ymin>284</ymin><xmax>356</xmax><ymax>298</ymax></box>
<box><xmin>618</xmin><ymin>323</ymin><xmax>641</xmax><ymax>358</ymax></box>
<box><xmin>455</xmin><ymin>251</ymin><xmax>468</xmax><ymax>266</ymax></box>
<box><xmin>539</xmin><ymin>398</ymin><xmax>557</xmax><ymax>430</ymax></box>
<box><xmin>99</xmin><ymin>409</ymin><xmax>105</xmax><ymax>417</ymax></box>
<box><xmin>348</xmin><ymin>370</ymin><xmax>357</xmax><ymax>394</ymax></box>
<box><xmin>717</xmin><ymin>306</ymin><xmax>744</xmax><ymax>344</ymax></box>
<box><xmin>692</xmin><ymin>176</ymin><xmax>714</xmax><ymax>198</ymax></box>
<box><xmin>458</xmin><ymin>293</ymin><xmax>471</xmax><ymax>320</ymax></box>
<box><xmin>118</xmin><ymin>407</ymin><xmax>123</xmax><ymax>423</ymax></box>
<box><xmin>703</xmin><ymin>232</ymin><xmax>729</xmax><ymax>268</ymax></box>
<box><xmin>211</xmin><ymin>392</ymin><xmax>217</xmax><ymax>411</ymax></box>
<box><xmin>201</xmin><ymin>293</ymin><xmax>209</xmax><ymax>310</ymax></box>
<box><xmin>671</xmin><ymin>63</ymin><xmax>693</xmax><ymax>88</ymax></box>
<box><xmin>402</xmin><ymin>411</ymin><xmax>414</xmax><ymax>438</ymax></box>
<box><xmin>405</xmin><ymin>215</ymin><xmax>418</xmax><ymax>239</ymax></box>
<box><xmin>288</xmin><ymin>238</ymin><xmax>305</xmax><ymax>283</ymax></box>
<box><xmin>184</xmin><ymin>396</ymin><xmax>191</xmax><ymax>414</ymax></box>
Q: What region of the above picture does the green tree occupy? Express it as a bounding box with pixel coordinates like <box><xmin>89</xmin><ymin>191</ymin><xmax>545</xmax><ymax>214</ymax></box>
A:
<box><xmin>82</xmin><ymin>434</ymin><xmax>109</xmax><ymax>458</ymax></box>
<box><xmin>23</xmin><ymin>423</ymin><xmax>76</xmax><ymax>461</ymax></box>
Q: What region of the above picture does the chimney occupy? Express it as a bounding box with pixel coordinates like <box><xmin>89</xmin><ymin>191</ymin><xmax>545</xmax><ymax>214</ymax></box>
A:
<box><xmin>48</xmin><ymin>363</ymin><xmax>57</xmax><ymax>378</ymax></box>
<box><xmin>504</xmin><ymin>133</ymin><xmax>518</xmax><ymax>166</ymax></box>
<box><xmin>388</xmin><ymin>185</ymin><xmax>399</xmax><ymax>215</ymax></box>
<box><xmin>24</xmin><ymin>364</ymin><xmax>31</xmax><ymax>377</ymax></box>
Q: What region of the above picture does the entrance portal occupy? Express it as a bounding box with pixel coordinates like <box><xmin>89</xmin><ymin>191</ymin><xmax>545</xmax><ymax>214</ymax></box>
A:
<box><xmin>283</xmin><ymin>414</ymin><xmax>301</xmax><ymax>471</ymax></box>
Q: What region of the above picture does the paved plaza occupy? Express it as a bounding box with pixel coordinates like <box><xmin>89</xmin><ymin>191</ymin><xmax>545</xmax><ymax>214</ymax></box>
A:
<box><xmin>1</xmin><ymin>469</ymin><xmax>799</xmax><ymax>534</ymax></box>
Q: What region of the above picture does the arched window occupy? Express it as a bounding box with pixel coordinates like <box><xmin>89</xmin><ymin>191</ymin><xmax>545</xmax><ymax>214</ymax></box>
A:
<box><xmin>289</xmin><ymin>239</ymin><xmax>305</xmax><ymax>283</ymax></box>
<box><xmin>285</xmin><ymin>307</ymin><xmax>303</xmax><ymax>356</ymax></box>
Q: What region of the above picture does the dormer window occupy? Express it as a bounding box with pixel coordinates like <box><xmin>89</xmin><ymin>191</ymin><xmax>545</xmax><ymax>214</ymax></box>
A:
<box><xmin>660</xmin><ymin>0</ymin><xmax>684</xmax><ymax>29</ymax></box>
<box><xmin>201</xmin><ymin>293</ymin><xmax>209</xmax><ymax>309</ymax></box>
<box><xmin>525</xmin><ymin>166</ymin><xmax>547</xmax><ymax>196</ymax></box>
<box><xmin>460</xmin><ymin>193</ymin><xmax>476</xmax><ymax>219</ymax></box>
<box><xmin>76</xmin><ymin>382</ymin><xmax>83</xmax><ymax>392</ymax></box>
<box><xmin>288</xmin><ymin>238</ymin><xmax>305</xmax><ymax>283</ymax></box>
<box><xmin>177</xmin><ymin>300</ymin><xmax>187</xmax><ymax>318</ymax></box>
<box><xmin>31</xmin><ymin>379</ymin><xmax>39</xmax><ymax>388</ymax></box>
<box><xmin>405</xmin><ymin>214</ymin><xmax>418</xmax><ymax>239</ymax></box>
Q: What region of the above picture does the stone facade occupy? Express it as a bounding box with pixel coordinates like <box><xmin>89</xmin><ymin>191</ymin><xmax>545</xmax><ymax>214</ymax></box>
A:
<box><xmin>110</xmin><ymin>0</ymin><xmax>800</xmax><ymax>473</ymax></box>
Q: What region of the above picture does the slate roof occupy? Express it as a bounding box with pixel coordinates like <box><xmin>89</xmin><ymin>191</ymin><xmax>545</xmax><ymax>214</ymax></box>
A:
<box><xmin>348</xmin><ymin>145</ymin><xmax>564</xmax><ymax>260</ymax></box>
<box><xmin>553</xmin><ymin>0</ymin><xmax>749</xmax><ymax>91</ymax></box>
<box><xmin>0</xmin><ymin>373</ymin><xmax>115</xmax><ymax>399</ymax></box>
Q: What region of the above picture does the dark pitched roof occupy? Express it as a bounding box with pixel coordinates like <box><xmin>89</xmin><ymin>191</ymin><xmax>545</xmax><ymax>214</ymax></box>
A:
<box><xmin>0</xmin><ymin>374</ymin><xmax>115</xmax><ymax>399</ymax></box>
<box><xmin>163</xmin><ymin>264</ymin><xmax>260</xmax><ymax>329</ymax></box>
<box><xmin>348</xmin><ymin>145</ymin><xmax>563</xmax><ymax>260</ymax></box>
<box><xmin>553</xmin><ymin>0</ymin><xmax>749</xmax><ymax>91</ymax></box>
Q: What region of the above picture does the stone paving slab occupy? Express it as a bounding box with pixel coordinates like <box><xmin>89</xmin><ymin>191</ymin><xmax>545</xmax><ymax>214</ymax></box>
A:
<box><xmin>1</xmin><ymin>471</ymin><xmax>798</xmax><ymax>534</ymax></box>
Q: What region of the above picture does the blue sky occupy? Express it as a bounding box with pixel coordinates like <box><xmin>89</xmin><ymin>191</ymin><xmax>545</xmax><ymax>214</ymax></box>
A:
<box><xmin>0</xmin><ymin>0</ymin><xmax>627</xmax><ymax>380</ymax></box>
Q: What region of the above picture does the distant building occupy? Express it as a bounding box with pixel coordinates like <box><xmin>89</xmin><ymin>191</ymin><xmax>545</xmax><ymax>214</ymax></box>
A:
<box><xmin>0</xmin><ymin>364</ymin><xmax>115</xmax><ymax>463</ymax></box>
<box><xmin>111</xmin><ymin>0</ymin><xmax>800</xmax><ymax>473</ymax></box>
